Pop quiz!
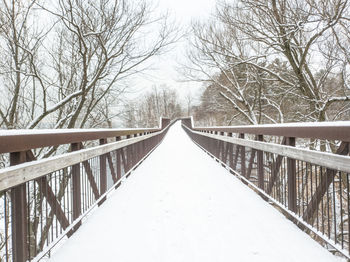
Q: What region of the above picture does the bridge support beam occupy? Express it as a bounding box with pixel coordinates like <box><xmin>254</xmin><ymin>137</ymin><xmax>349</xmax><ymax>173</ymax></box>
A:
<box><xmin>303</xmin><ymin>142</ymin><xmax>350</xmax><ymax>223</ymax></box>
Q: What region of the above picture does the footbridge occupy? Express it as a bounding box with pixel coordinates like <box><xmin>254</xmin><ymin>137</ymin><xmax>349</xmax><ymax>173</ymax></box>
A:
<box><xmin>0</xmin><ymin>118</ymin><xmax>349</xmax><ymax>261</ymax></box>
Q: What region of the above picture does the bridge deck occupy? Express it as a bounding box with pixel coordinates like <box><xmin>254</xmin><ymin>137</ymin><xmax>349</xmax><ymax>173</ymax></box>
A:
<box><xmin>47</xmin><ymin>121</ymin><xmax>342</xmax><ymax>262</ymax></box>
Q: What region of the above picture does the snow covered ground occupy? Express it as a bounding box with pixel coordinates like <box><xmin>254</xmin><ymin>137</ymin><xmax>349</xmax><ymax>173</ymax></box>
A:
<box><xmin>47</xmin><ymin>121</ymin><xmax>343</xmax><ymax>262</ymax></box>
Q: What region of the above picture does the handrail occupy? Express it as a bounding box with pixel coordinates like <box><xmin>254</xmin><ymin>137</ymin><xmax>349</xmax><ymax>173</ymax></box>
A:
<box><xmin>183</xmin><ymin>117</ymin><xmax>350</xmax><ymax>141</ymax></box>
<box><xmin>0</xmin><ymin>117</ymin><xmax>170</xmax><ymax>153</ymax></box>
<box><xmin>182</xmin><ymin>125</ymin><xmax>350</xmax><ymax>174</ymax></box>
<box><xmin>0</xmin><ymin>131</ymin><xmax>162</xmax><ymax>191</ymax></box>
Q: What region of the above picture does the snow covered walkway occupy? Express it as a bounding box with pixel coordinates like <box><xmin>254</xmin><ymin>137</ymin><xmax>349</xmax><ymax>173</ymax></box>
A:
<box><xmin>48</xmin><ymin>121</ymin><xmax>342</xmax><ymax>262</ymax></box>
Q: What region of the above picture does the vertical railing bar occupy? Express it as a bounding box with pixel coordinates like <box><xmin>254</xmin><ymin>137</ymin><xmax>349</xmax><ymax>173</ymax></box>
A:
<box><xmin>301</xmin><ymin>161</ymin><xmax>304</xmax><ymax>217</ymax></box>
<box><xmin>339</xmin><ymin>171</ymin><xmax>344</xmax><ymax>249</ymax></box>
<box><xmin>321</xmin><ymin>166</ymin><xmax>325</xmax><ymax>235</ymax></box>
<box><xmin>327</xmin><ymin>171</ymin><xmax>331</xmax><ymax>239</ymax></box>
<box><xmin>257</xmin><ymin>135</ymin><xmax>264</xmax><ymax>190</ymax></box>
<box><xmin>27</xmin><ymin>182</ymin><xmax>30</xmax><ymax>261</ymax></box>
<box><xmin>239</xmin><ymin>133</ymin><xmax>246</xmax><ymax>178</ymax></box>
<box><xmin>66</xmin><ymin>168</ymin><xmax>70</xmax><ymax>224</ymax></box>
<box><xmin>306</xmin><ymin>163</ymin><xmax>310</xmax><ymax>222</ymax></box>
<box><xmin>71</xmin><ymin>143</ymin><xmax>81</xmax><ymax>233</ymax></box>
<box><xmin>315</xmin><ymin>165</ymin><xmax>319</xmax><ymax>230</ymax></box>
<box><xmin>274</xmin><ymin>153</ymin><xmax>277</xmax><ymax>200</ymax></box>
<box><xmin>60</xmin><ymin>170</ymin><xmax>64</xmax><ymax>236</ymax></box>
<box><xmin>286</xmin><ymin>137</ymin><xmax>296</xmax><ymax>213</ymax></box>
<box><xmin>85</xmin><ymin>162</ymin><xmax>88</xmax><ymax>210</ymax></box>
<box><xmin>50</xmin><ymin>174</ymin><xmax>53</xmax><ymax>246</ymax></box>
<box><xmin>55</xmin><ymin>171</ymin><xmax>58</xmax><ymax>240</ymax></box>
<box><xmin>46</xmin><ymin>173</ymin><xmax>50</xmax><ymax>247</ymax></box>
<box><xmin>332</xmin><ymin>173</ymin><xmax>337</xmax><ymax>244</ymax></box>
<box><xmin>283</xmin><ymin>157</ymin><xmax>286</xmax><ymax>206</ymax></box>
<box><xmin>99</xmin><ymin>138</ymin><xmax>107</xmax><ymax>198</ymax></box>
<box><xmin>39</xmin><ymin>177</ymin><xmax>43</xmax><ymax>253</ymax></box>
<box><xmin>87</xmin><ymin>161</ymin><xmax>90</xmax><ymax>208</ymax></box>
<box><xmin>4</xmin><ymin>192</ymin><xmax>8</xmax><ymax>262</ymax></box>
<box><xmin>279</xmin><ymin>155</ymin><xmax>283</xmax><ymax>203</ymax></box>
<box><xmin>82</xmin><ymin>164</ymin><xmax>85</xmax><ymax>212</ymax></box>
<box><xmin>347</xmin><ymin>173</ymin><xmax>350</xmax><ymax>255</ymax></box>
<box><xmin>310</xmin><ymin>163</ymin><xmax>313</xmax><ymax>225</ymax></box>
<box><xmin>233</xmin><ymin>143</ymin><xmax>240</xmax><ymax>170</ymax></box>
<box><xmin>296</xmin><ymin>160</ymin><xmax>299</xmax><ymax>216</ymax></box>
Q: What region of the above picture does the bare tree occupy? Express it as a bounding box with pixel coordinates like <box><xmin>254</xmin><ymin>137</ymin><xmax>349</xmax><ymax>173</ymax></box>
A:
<box><xmin>185</xmin><ymin>22</ymin><xmax>291</xmax><ymax>124</ymax></box>
<box><xmin>185</xmin><ymin>0</ymin><xmax>350</xmax><ymax>125</ymax></box>
<box><xmin>0</xmin><ymin>0</ymin><xmax>178</xmax><ymax>131</ymax></box>
<box><xmin>0</xmin><ymin>0</ymin><xmax>48</xmax><ymax>129</ymax></box>
<box><xmin>36</xmin><ymin>0</ymin><xmax>178</xmax><ymax>129</ymax></box>
<box><xmin>185</xmin><ymin>91</ymin><xmax>193</xmax><ymax>116</ymax></box>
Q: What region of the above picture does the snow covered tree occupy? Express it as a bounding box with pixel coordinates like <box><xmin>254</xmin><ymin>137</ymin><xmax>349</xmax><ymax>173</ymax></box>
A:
<box><xmin>185</xmin><ymin>0</ymin><xmax>350</xmax><ymax>124</ymax></box>
<box><xmin>0</xmin><ymin>0</ymin><xmax>177</xmax><ymax>130</ymax></box>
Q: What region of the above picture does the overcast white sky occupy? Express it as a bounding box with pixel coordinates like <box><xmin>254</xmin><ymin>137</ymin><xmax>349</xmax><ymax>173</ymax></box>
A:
<box><xmin>129</xmin><ymin>0</ymin><xmax>217</xmax><ymax>103</ymax></box>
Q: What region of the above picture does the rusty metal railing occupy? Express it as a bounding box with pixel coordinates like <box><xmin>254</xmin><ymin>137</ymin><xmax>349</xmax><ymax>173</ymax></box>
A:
<box><xmin>0</xmin><ymin>118</ymin><xmax>172</xmax><ymax>262</ymax></box>
<box><xmin>182</xmin><ymin>117</ymin><xmax>350</xmax><ymax>259</ymax></box>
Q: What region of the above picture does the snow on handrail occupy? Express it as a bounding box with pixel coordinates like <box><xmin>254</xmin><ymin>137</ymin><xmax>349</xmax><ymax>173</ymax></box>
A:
<box><xmin>182</xmin><ymin>116</ymin><xmax>350</xmax><ymax>141</ymax></box>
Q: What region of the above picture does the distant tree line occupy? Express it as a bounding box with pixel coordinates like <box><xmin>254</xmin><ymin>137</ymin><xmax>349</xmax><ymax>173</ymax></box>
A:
<box><xmin>122</xmin><ymin>85</ymin><xmax>183</xmax><ymax>128</ymax></box>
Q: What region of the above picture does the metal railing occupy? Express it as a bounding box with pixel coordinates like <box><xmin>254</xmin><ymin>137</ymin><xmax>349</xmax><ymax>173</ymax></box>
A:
<box><xmin>182</xmin><ymin>117</ymin><xmax>350</xmax><ymax>259</ymax></box>
<box><xmin>0</xmin><ymin>118</ymin><xmax>172</xmax><ymax>262</ymax></box>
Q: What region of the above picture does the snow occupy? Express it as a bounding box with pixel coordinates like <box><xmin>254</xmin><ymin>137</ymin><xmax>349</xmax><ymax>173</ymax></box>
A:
<box><xmin>47</xmin><ymin>121</ymin><xmax>343</xmax><ymax>262</ymax></box>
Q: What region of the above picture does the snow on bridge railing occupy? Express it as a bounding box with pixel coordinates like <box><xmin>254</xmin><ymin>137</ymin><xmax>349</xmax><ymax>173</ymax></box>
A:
<box><xmin>0</xmin><ymin>117</ymin><xmax>173</xmax><ymax>262</ymax></box>
<box><xmin>182</xmin><ymin>117</ymin><xmax>350</xmax><ymax>259</ymax></box>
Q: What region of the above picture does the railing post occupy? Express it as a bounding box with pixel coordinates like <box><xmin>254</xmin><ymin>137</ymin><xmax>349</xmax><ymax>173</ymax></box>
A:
<box><xmin>286</xmin><ymin>137</ymin><xmax>297</xmax><ymax>213</ymax></box>
<box><xmin>126</xmin><ymin>135</ymin><xmax>131</xmax><ymax>172</ymax></box>
<box><xmin>10</xmin><ymin>151</ymin><xmax>28</xmax><ymax>262</ymax></box>
<box><xmin>114</xmin><ymin>136</ymin><xmax>122</xmax><ymax>189</ymax></box>
<box><xmin>99</xmin><ymin>138</ymin><xmax>107</xmax><ymax>199</ymax></box>
<box><xmin>141</xmin><ymin>138</ymin><xmax>146</xmax><ymax>159</ymax></box>
<box><xmin>215</xmin><ymin>131</ymin><xmax>219</xmax><ymax>158</ymax></box>
<box><xmin>135</xmin><ymin>134</ymin><xmax>139</xmax><ymax>163</ymax></box>
<box><xmin>134</xmin><ymin>134</ymin><xmax>138</xmax><ymax>166</ymax></box>
<box><xmin>228</xmin><ymin>133</ymin><xmax>233</xmax><ymax>169</ymax></box>
<box><xmin>71</xmin><ymin>143</ymin><xmax>81</xmax><ymax>222</ymax></box>
<box><xmin>239</xmin><ymin>133</ymin><xmax>246</xmax><ymax>177</ymax></box>
<box><xmin>116</xmin><ymin>137</ymin><xmax>122</xmax><ymax>182</ymax></box>
<box><xmin>220</xmin><ymin>132</ymin><xmax>224</xmax><ymax>160</ymax></box>
<box><xmin>257</xmin><ymin>135</ymin><xmax>264</xmax><ymax>190</ymax></box>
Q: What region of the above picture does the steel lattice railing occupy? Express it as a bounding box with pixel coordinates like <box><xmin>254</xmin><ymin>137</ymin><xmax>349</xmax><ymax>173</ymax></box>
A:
<box><xmin>0</xmin><ymin>118</ymin><xmax>173</xmax><ymax>262</ymax></box>
<box><xmin>182</xmin><ymin>117</ymin><xmax>350</xmax><ymax>259</ymax></box>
